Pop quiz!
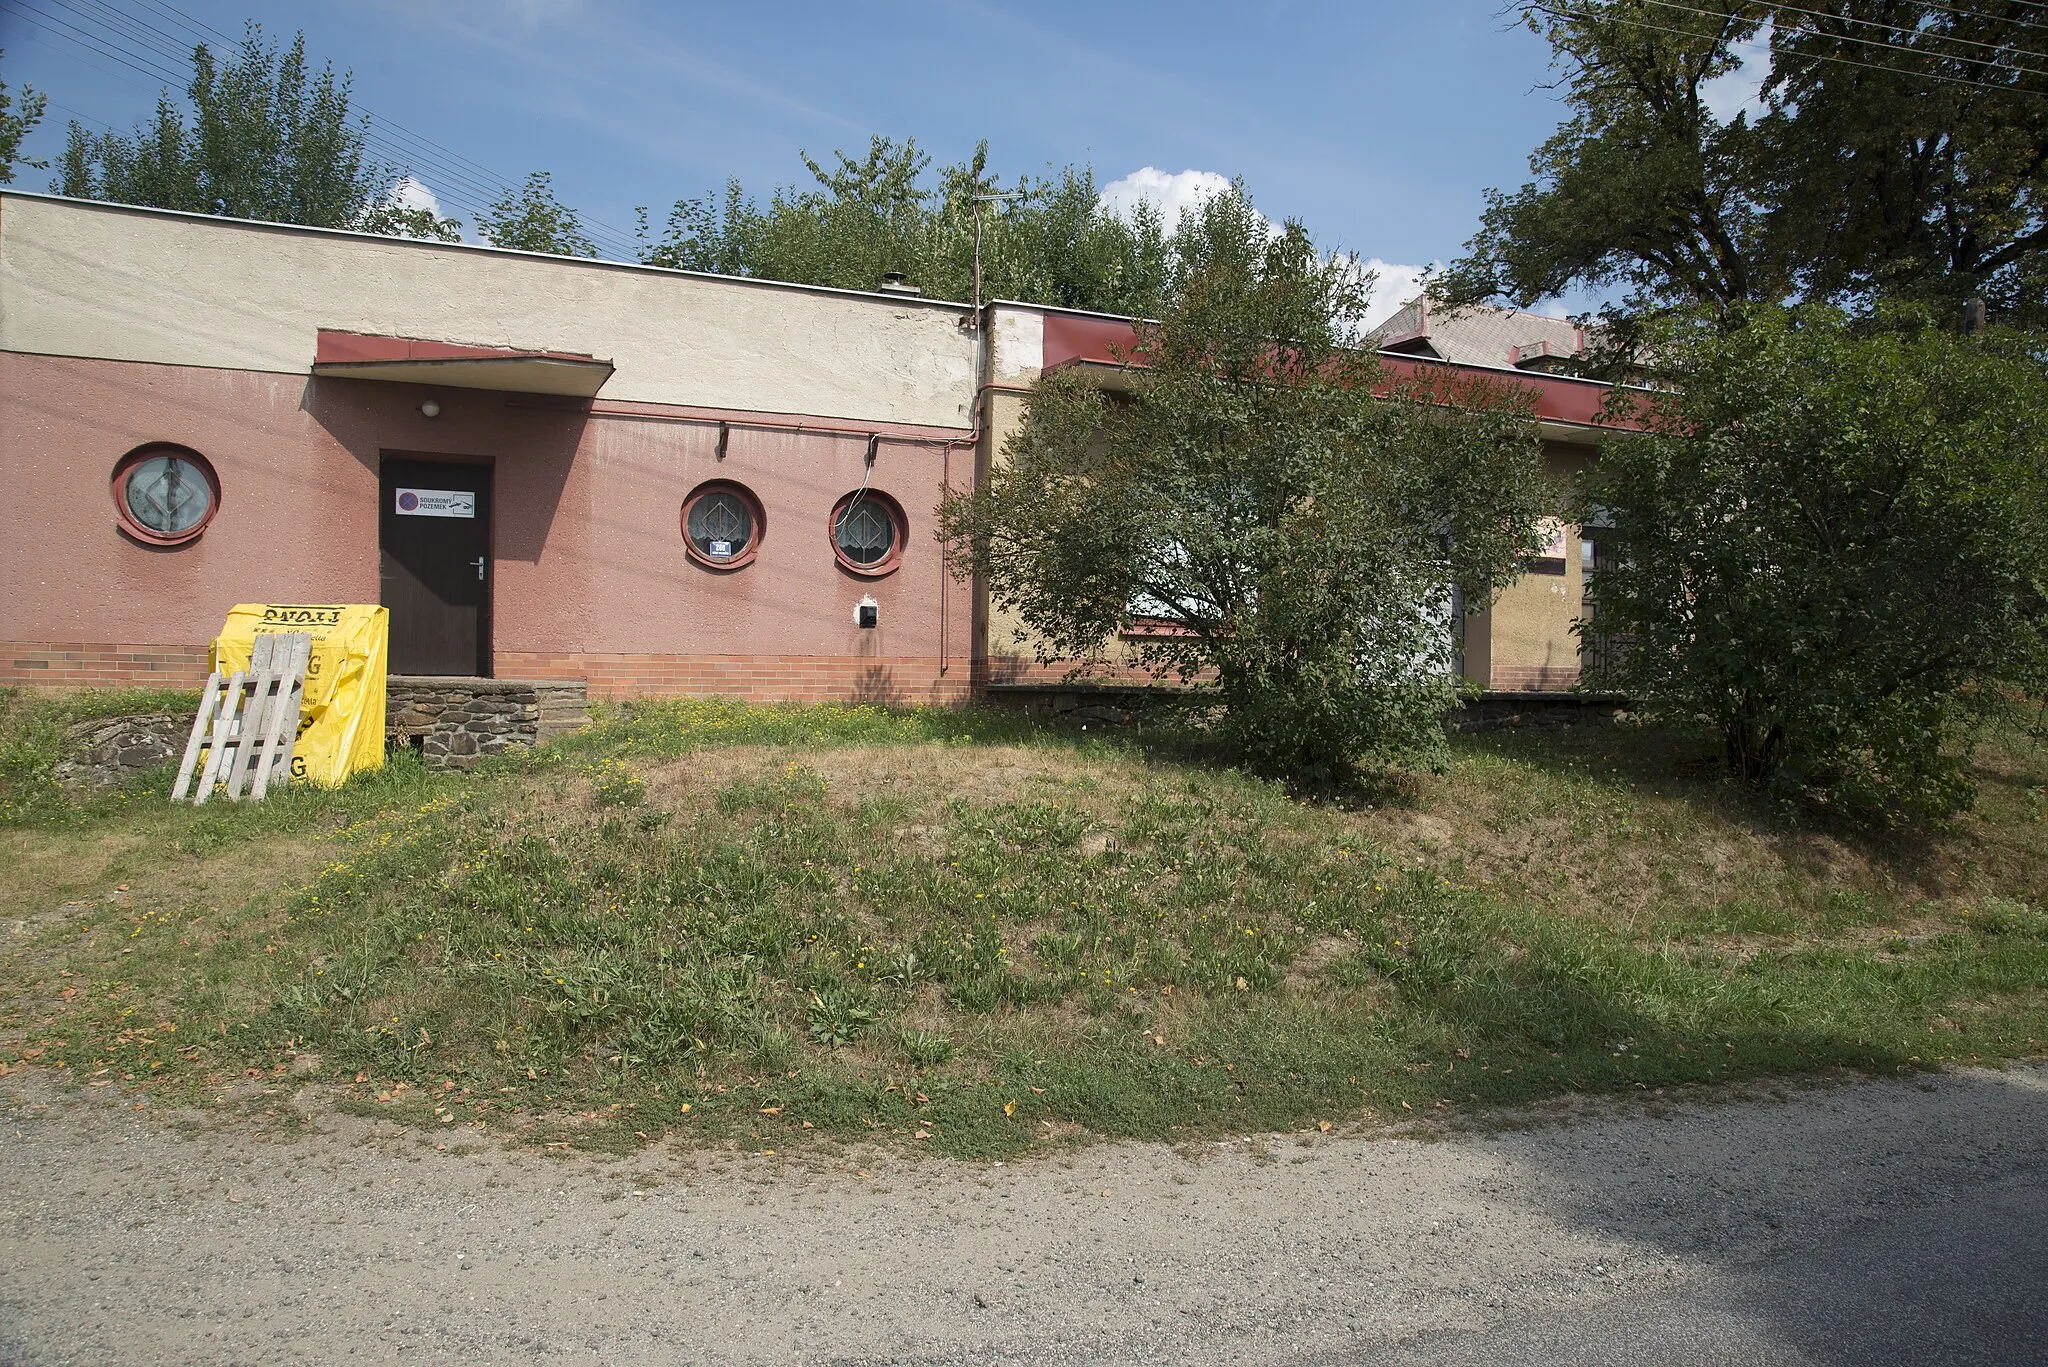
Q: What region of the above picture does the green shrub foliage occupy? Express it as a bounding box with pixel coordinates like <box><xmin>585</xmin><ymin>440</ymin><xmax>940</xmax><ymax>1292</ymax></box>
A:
<box><xmin>944</xmin><ymin>188</ymin><xmax>1551</xmax><ymax>780</ymax></box>
<box><xmin>1582</xmin><ymin>310</ymin><xmax>2048</xmax><ymax>815</ymax></box>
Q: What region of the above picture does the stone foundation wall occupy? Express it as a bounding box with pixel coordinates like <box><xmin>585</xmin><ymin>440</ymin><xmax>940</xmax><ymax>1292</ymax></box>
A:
<box><xmin>385</xmin><ymin>677</ymin><xmax>591</xmax><ymax>771</ymax></box>
<box><xmin>1450</xmin><ymin>692</ymin><xmax>1627</xmax><ymax>732</ymax></box>
<box><xmin>53</xmin><ymin>713</ymin><xmax>188</xmax><ymax>789</ymax></box>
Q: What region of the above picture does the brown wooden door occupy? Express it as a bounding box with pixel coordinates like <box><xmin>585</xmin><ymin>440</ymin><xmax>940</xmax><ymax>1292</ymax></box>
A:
<box><xmin>380</xmin><ymin>458</ymin><xmax>491</xmax><ymax>676</ymax></box>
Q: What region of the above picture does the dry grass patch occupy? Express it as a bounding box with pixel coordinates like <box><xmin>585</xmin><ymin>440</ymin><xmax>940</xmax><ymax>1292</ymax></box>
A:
<box><xmin>2</xmin><ymin>695</ymin><xmax>2044</xmax><ymax>1158</ymax></box>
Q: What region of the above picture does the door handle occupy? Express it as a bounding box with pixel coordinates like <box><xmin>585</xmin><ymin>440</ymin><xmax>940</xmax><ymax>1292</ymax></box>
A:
<box><xmin>471</xmin><ymin>557</ymin><xmax>485</xmax><ymax>582</ymax></box>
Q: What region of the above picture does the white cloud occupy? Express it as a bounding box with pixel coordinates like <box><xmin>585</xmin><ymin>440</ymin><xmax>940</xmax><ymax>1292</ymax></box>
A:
<box><xmin>387</xmin><ymin>176</ymin><xmax>444</xmax><ymax>219</ymax></box>
<box><xmin>1099</xmin><ymin>169</ymin><xmax>1436</xmax><ymax>331</ymax></box>
<box><xmin>1355</xmin><ymin>257</ymin><xmax>1432</xmax><ymax>329</ymax></box>
<box><xmin>1701</xmin><ymin>22</ymin><xmax>1773</xmax><ymax>124</ymax></box>
<box><xmin>1098</xmin><ymin>167</ymin><xmax>1244</xmax><ymax>228</ymax></box>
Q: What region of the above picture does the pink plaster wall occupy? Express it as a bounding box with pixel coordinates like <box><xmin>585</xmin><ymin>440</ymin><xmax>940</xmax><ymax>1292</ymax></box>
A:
<box><xmin>0</xmin><ymin>352</ymin><xmax>973</xmax><ymax>679</ymax></box>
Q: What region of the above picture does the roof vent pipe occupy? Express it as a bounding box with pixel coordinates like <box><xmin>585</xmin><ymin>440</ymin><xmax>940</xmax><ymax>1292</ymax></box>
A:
<box><xmin>877</xmin><ymin>271</ymin><xmax>922</xmax><ymax>297</ymax></box>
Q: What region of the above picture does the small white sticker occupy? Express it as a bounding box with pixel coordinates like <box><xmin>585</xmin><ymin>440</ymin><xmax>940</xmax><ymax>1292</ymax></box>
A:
<box><xmin>395</xmin><ymin>487</ymin><xmax>476</xmax><ymax>518</ymax></box>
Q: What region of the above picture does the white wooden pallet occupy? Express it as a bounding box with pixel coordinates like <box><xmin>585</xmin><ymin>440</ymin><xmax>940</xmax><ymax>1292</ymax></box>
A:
<box><xmin>171</xmin><ymin>632</ymin><xmax>311</xmax><ymax>804</ymax></box>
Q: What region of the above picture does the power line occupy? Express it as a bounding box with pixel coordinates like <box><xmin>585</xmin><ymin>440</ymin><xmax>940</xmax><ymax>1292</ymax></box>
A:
<box><xmin>12</xmin><ymin>4</ymin><xmax>191</xmax><ymax>89</ymax></box>
<box><xmin>19</xmin><ymin>0</ymin><xmax>498</xmax><ymax>216</ymax></box>
<box><xmin>70</xmin><ymin>0</ymin><xmax>536</xmax><ymax>235</ymax></box>
<box><xmin>47</xmin><ymin>99</ymin><xmax>114</xmax><ymax>131</ymax></box>
<box><xmin>132</xmin><ymin>0</ymin><xmax>644</xmax><ymax>254</ymax></box>
<box><xmin>1843</xmin><ymin>0</ymin><xmax>2048</xmax><ymax>37</ymax></box>
<box><xmin>8</xmin><ymin>31</ymin><xmax>170</xmax><ymax>127</ymax></box>
<box><xmin>94</xmin><ymin>0</ymin><xmax>528</xmax><ymax>224</ymax></box>
<box><xmin>25</xmin><ymin>0</ymin><xmax>641</xmax><ymax>256</ymax></box>
<box><xmin>1532</xmin><ymin>4</ymin><xmax>2048</xmax><ymax>98</ymax></box>
<box><xmin>1640</xmin><ymin>0</ymin><xmax>2048</xmax><ymax>76</ymax></box>
<box><xmin>1735</xmin><ymin>0</ymin><xmax>2048</xmax><ymax>50</ymax></box>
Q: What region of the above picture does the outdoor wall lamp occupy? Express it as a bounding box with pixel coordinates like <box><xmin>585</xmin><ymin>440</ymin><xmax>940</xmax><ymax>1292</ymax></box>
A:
<box><xmin>420</xmin><ymin>398</ymin><xmax>442</xmax><ymax>419</ymax></box>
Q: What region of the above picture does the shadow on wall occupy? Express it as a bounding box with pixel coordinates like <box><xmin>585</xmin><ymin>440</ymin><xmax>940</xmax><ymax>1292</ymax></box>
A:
<box><xmin>850</xmin><ymin>665</ymin><xmax>905</xmax><ymax>707</ymax></box>
<box><xmin>299</xmin><ymin>377</ymin><xmax>585</xmax><ymax>564</ymax></box>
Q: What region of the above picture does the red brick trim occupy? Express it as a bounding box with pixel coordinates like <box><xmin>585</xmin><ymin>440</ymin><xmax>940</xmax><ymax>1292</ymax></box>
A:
<box><xmin>979</xmin><ymin>656</ymin><xmax>1196</xmax><ymax>688</ymax></box>
<box><xmin>495</xmin><ymin>652</ymin><xmax>972</xmax><ymax>705</ymax></box>
<box><xmin>1</xmin><ymin>642</ymin><xmax>212</xmax><ymax>688</ymax></box>
<box><xmin>1491</xmin><ymin>664</ymin><xmax>1582</xmax><ymax>692</ymax></box>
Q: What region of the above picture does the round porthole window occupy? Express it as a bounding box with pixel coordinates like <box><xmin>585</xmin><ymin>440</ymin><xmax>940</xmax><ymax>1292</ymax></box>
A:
<box><xmin>681</xmin><ymin>480</ymin><xmax>764</xmax><ymax>569</ymax></box>
<box><xmin>830</xmin><ymin>489</ymin><xmax>906</xmax><ymax>576</ymax></box>
<box><xmin>111</xmin><ymin>444</ymin><xmax>219</xmax><ymax>546</ymax></box>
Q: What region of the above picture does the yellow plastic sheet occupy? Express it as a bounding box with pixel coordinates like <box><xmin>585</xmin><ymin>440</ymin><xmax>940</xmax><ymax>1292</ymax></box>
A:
<box><xmin>212</xmin><ymin>604</ymin><xmax>388</xmax><ymax>787</ymax></box>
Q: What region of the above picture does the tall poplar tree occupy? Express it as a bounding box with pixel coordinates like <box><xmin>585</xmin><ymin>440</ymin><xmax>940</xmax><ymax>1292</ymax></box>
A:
<box><xmin>53</xmin><ymin>22</ymin><xmax>457</xmax><ymax>242</ymax></box>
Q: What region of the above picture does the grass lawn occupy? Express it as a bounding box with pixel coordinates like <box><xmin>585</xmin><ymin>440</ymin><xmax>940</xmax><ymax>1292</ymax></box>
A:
<box><xmin>3</xmin><ymin>688</ymin><xmax>2045</xmax><ymax>1159</ymax></box>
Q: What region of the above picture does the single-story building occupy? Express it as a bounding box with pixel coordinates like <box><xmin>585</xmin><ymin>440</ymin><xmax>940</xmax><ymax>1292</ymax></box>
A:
<box><xmin>0</xmin><ymin>190</ymin><xmax>1621</xmax><ymax>704</ymax></box>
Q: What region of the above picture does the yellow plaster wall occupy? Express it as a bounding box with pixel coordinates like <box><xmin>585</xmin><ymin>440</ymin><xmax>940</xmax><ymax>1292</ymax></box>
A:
<box><xmin>1483</xmin><ymin>441</ymin><xmax>1598</xmax><ymax>692</ymax></box>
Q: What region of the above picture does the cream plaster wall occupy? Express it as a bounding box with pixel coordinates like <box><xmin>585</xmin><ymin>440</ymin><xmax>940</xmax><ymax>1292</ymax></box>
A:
<box><xmin>0</xmin><ymin>193</ymin><xmax>977</xmax><ymax>428</ymax></box>
<box><xmin>989</xmin><ymin>306</ymin><xmax>1045</xmax><ymax>386</ymax></box>
<box><xmin>1484</xmin><ymin>442</ymin><xmax>1599</xmax><ymax>688</ymax></box>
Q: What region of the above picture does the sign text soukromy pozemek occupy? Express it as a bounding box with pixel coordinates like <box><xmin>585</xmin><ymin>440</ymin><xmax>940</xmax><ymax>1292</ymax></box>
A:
<box><xmin>394</xmin><ymin>487</ymin><xmax>476</xmax><ymax>518</ymax></box>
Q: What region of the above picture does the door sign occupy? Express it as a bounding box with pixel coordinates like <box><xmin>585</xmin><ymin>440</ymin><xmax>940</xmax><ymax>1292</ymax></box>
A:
<box><xmin>394</xmin><ymin>487</ymin><xmax>477</xmax><ymax>518</ymax></box>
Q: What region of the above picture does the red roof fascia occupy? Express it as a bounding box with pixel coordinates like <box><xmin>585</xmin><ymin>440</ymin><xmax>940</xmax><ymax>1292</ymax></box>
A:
<box><xmin>1042</xmin><ymin>313</ymin><xmax>1147</xmax><ymax>371</ymax></box>
<box><xmin>1038</xmin><ymin>312</ymin><xmax>1643</xmax><ymax>432</ymax></box>
<box><xmin>314</xmin><ymin>329</ymin><xmax>601</xmax><ymax>366</ymax></box>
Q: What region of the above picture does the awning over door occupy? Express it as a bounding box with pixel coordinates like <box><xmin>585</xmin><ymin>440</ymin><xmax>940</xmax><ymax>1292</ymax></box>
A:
<box><xmin>312</xmin><ymin>329</ymin><xmax>615</xmax><ymax>397</ymax></box>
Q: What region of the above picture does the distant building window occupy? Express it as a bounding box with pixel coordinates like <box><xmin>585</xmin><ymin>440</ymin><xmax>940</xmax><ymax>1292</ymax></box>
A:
<box><xmin>1521</xmin><ymin>516</ymin><xmax>1569</xmax><ymax>576</ymax></box>
<box><xmin>112</xmin><ymin>444</ymin><xmax>219</xmax><ymax>545</ymax></box>
<box><xmin>830</xmin><ymin>489</ymin><xmax>905</xmax><ymax>575</ymax></box>
<box><xmin>681</xmin><ymin>481</ymin><xmax>764</xmax><ymax>569</ymax></box>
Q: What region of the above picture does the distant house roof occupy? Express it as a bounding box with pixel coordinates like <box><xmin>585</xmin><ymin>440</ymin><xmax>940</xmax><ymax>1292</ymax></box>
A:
<box><xmin>1035</xmin><ymin>307</ymin><xmax>1640</xmax><ymax>437</ymax></box>
<box><xmin>1367</xmin><ymin>297</ymin><xmax>1590</xmax><ymax>373</ymax></box>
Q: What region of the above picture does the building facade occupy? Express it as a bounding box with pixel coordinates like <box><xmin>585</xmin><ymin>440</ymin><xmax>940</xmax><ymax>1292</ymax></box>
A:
<box><xmin>0</xmin><ymin>192</ymin><xmax>1617</xmax><ymax>702</ymax></box>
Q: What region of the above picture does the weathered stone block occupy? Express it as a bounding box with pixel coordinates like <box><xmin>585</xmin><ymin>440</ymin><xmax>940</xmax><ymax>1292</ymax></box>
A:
<box><xmin>385</xmin><ymin>676</ymin><xmax>589</xmax><ymax>770</ymax></box>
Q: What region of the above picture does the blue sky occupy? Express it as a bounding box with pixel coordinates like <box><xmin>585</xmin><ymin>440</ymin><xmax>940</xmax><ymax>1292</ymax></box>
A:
<box><xmin>0</xmin><ymin>0</ymin><xmax>1685</xmax><ymax>322</ymax></box>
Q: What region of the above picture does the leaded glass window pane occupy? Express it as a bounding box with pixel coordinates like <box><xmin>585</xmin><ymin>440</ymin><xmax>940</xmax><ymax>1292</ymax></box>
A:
<box><xmin>835</xmin><ymin>497</ymin><xmax>895</xmax><ymax>565</ymax></box>
<box><xmin>687</xmin><ymin>491</ymin><xmax>754</xmax><ymax>559</ymax></box>
<box><xmin>123</xmin><ymin>455</ymin><xmax>213</xmax><ymax>535</ymax></box>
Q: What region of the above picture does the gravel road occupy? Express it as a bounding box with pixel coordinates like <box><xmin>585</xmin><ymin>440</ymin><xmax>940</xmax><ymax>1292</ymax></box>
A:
<box><xmin>2</xmin><ymin>1064</ymin><xmax>2043</xmax><ymax>1366</ymax></box>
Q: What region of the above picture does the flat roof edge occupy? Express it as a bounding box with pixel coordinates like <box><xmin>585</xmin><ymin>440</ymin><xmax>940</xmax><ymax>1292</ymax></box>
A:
<box><xmin>0</xmin><ymin>189</ymin><xmax>975</xmax><ymax>314</ymax></box>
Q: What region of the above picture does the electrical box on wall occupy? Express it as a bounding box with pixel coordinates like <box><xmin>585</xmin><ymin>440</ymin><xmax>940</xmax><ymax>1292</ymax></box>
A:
<box><xmin>855</xmin><ymin>595</ymin><xmax>879</xmax><ymax>629</ymax></box>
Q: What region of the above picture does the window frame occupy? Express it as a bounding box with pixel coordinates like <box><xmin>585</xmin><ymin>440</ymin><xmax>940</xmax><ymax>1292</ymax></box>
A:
<box><xmin>828</xmin><ymin>488</ymin><xmax>906</xmax><ymax>577</ymax></box>
<box><xmin>110</xmin><ymin>443</ymin><xmax>221</xmax><ymax>546</ymax></box>
<box><xmin>680</xmin><ymin>479</ymin><xmax>766</xmax><ymax>570</ymax></box>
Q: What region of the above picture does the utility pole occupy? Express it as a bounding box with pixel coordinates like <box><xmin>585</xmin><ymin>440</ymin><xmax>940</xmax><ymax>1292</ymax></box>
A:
<box><xmin>972</xmin><ymin>183</ymin><xmax>1021</xmax><ymax>332</ymax></box>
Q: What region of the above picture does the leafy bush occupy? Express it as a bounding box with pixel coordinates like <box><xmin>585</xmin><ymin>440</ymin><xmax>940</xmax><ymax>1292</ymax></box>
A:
<box><xmin>944</xmin><ymin>188</ymin><xmax>1552</xmax><ymax>781</ymax></box>
<box><xmin>1582</xmin><ymin>310</ymin><xmax>2048</xmax><ymax>816</ymax></box>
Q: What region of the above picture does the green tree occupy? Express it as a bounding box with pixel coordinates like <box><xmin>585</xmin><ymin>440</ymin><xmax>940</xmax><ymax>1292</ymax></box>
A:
<box><xmin>1438</xmin><ymin>1</ymin><xmax>1776</xmax><ymax>329</ymax></box>
<box><xmin>1</xmin><ymin>51</ymin><xmax>49</xmax><ymax>185</ymax></box>
<box><xmin>640</xmin><ymin>136</ymin><xmax>1170</xmax><ymax>313</ymax></box>
<box><xmin>1763</xmin><ymin>3</ymin><xmax>2048</xmax><ymax>324</ymax></box>
<box><xmin>478</xmin><ymin>171</ymin><xmax>596</xmax><ymax>256</ymax></box>
<box><xmin>1441</xmin><ymin>3</ymin><xmax>2048</xmax><ymax>330</ymax></box>
<box><xmin>52</xmin><ymin>23</ymin><xmax>458</xmax><ymax>241</ymax></box>
<box><xmin>942</xmin><ymin>189</ymin><xmax>1552</xmax><ymax>781</ymax></box>
<box><xmin>1580</xmin><ymin>309</ymin><xmax>2048</xmax><ymax>816</ymax></box>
